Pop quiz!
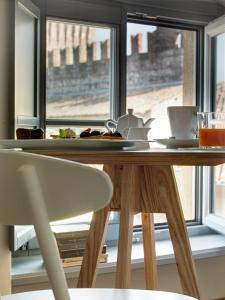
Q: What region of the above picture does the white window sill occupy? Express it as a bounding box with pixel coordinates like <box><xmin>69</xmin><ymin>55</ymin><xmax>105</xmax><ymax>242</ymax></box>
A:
<box><xmin>12</xmin><ymin>230</ymin><xmax>225</xmax><ymax>287</ymax></box>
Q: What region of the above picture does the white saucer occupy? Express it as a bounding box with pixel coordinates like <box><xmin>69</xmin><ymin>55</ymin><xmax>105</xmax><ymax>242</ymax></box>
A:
<box><xmin>154</xmin><ymin>138</ymin><xmax>199</xmax><ymax>149</ymax></box>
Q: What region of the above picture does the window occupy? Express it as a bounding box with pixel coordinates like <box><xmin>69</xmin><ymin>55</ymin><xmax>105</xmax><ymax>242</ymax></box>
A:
<box><xmin>126</xmin><ymin>20</ymin><xmax>200</xmax><ymax>226</ymax></box>
<box><xmin>45</xmin><ymin>19</ymin><xmax>120</xmax><ymax>244</ymax></box>
<box><xmin>11</xmin><ymin>1</ymin><xmax>205</xmax><ymax>253</ymax></box>
<box><xmin>11</xmin><ymin>0</ymin><xmax>123</xmax><ymax>252</ymax></box>
<box><xmin>213</xmin><ymin>33</ymin><xmax>225</xmax><ymax>218</ymax></box>
<box><xmin>10</xmin><ymin>0</ymin><xmax>41</xmax><ymax>252</ymax></box>
<box><xmin>14</xmin><ymin>0</ymin><xmax>40</xmax><ymax>130</ymax></box>
<box><xmin>46</xmin><ymin>19</ymin><xmax>116</xmax><ymax>124</ymax></box>
<box><xmin>204</xmin><ymin>16</ymin><xmax>225</xmax><ymax>233</ymax></box>
<box><xmin>46</xmin><ymin>19</ymin><xmax>201</xmax><ymax>231</ymax></box>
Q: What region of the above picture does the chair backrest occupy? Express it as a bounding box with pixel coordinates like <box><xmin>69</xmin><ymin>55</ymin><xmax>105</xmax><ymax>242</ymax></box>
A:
<box><xmin>0</xmin><ymin>149</ymin><xmax>113</xmax><ymax>225</ymax></box>
<box><xmin>0</xmin><ymin>149</ymin><xmax>113</xmax><ymax>300</ymax></box>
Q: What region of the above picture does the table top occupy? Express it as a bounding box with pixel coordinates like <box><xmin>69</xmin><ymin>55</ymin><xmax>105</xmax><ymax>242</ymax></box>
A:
<box><xmin>29</xmin><ymin>148</ymin><xmax>225</xmax><ymax>166</ymax></box>
<box><xmin>1</xmin><ymin>289</ymin><xmax>197</xmax><ymax>300</ymax></box>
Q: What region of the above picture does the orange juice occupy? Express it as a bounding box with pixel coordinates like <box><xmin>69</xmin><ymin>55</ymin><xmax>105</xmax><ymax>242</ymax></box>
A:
<box><xmin>199</xmin><ymin>128</ymin><xmax>225</xmax><ymax>147</ymax></box>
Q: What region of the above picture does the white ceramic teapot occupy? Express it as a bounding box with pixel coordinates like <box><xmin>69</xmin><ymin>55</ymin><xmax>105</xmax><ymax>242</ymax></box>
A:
<box><xmin>105</xmin><ymin>109</ymin><xmax>154</xmax><ymax>137</ymax></box>
<box><xmin>127</xmin><ymin>127</ymin><xmax>150</xmax><ymax>140</ymax></box>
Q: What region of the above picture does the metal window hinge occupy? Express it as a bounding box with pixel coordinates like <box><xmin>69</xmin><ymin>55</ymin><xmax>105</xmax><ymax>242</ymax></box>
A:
<box><xmin>128</xmin><ymin>12</ymin><xmax>157</xmax><ymax>20</ymax></box>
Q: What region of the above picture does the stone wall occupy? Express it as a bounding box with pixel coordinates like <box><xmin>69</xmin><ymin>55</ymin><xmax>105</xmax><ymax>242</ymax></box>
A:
<box><xmin>47</xmin><ymin>26</ymin><xmax>183</xmax><ymax>104</ymax></box>
<box><xmin>216</xmin><ymin>82</ymin><xmax>225</xmax><ymax>111</ymax></box>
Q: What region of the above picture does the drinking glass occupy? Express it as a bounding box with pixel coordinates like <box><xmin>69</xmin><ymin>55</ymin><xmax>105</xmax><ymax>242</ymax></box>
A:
<box><xmin>197</xmin><ymin>112</ymin><xmax>225</xmax><ymax>148</ymax></box>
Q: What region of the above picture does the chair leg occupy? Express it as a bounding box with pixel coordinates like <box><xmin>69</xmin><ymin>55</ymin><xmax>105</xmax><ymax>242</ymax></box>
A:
<box><xmin>141</xmin><ymin>212</ymin><xmax>158</xmax><ymax>290</ymax></box>
<box><xmin>77</xmin><ymin>205</ymin><xmax>110</xmax><ymax>288</ymax></box>
<box><xmin>19</xmin><ymin>164</ymin><xmax>70</xmax><ymax>300</ymax></box>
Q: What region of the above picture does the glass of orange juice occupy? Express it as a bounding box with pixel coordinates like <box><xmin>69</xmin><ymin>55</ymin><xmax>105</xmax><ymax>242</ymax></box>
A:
<box><xmin>198</xmin><ymin>112</ymin><xmax>225</xmax><ymax>148</ymax></box>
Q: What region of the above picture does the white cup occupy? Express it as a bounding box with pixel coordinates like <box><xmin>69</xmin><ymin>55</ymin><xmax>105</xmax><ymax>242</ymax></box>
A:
<box><xmin>167</xmin><ymin>106</ymin><xmax>199</xmax><ymax>139</ymax></box>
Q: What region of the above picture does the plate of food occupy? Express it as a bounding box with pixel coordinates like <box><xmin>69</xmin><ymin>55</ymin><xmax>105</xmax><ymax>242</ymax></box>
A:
<box><xmin>154</xmin><ymin>138</ymin><xmax>199</xmax><ymax>149</ymax></box>
<box><xmin>0</xmin><ymin>139</ymin><xmax>136</xmax><ymax>150</ymax></box>
<box><xmin>0</xmin><ymin>128</ymin><xmax>135</xmax><ymax>150</ymax></box>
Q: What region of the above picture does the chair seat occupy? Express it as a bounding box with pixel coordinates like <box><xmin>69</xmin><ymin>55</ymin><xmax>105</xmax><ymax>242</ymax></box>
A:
<box><xmin>2</xmin><ymin>289</ymin><xmax>197</xmax><ymax>300</ymax></box>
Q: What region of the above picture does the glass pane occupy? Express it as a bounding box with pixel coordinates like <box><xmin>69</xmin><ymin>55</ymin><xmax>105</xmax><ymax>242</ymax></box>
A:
<box><xmin>213</xmin><ymin>33</ymin><xmax>225</xmax><ymax>217</ymax></box>
<box><xmin>15</xmin><ymin>3</ymin><xmax>37</xmax><ymax>118</ymax></box>
<box><xmin>126</xmin><ymin>23</ymin><xmax>197</xmax><ymax>223</ymax></box>
<box><xmin>46</xmin><ymin>19</ymin><xmax>114</xmax><ymax>121</ymax></box>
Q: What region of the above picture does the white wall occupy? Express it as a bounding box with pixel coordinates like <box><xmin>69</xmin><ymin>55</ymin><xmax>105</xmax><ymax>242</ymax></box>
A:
<box><xmin>0</xmin><ymin>0</ymin><xmax>12</xmax><ymax>295</ymax></box>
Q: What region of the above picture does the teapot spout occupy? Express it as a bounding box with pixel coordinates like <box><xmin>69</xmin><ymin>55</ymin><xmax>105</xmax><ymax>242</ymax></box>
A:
<box><xmin>144</xmin><ymin>118</ymin><xmax>155</xmax><ymax>128</ymax></box>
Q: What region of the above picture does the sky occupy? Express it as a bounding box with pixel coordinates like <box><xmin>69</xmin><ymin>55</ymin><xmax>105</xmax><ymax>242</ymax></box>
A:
<box><xmin>126</xmin><ymin>23</ymin><xmax>156</xmax><ymax>55</ymax></box>
<box><xmin>96</xmin><ymin>23</ymin><xmax>156</xmax><ymax>55</ymax></box>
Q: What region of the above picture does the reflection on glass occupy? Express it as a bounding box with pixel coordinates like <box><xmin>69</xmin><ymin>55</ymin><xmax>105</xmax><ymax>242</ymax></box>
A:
<box><xmin>46</xmin><ymin>20</ymin><xmax>113</xmax><ymax>120</ymax></box>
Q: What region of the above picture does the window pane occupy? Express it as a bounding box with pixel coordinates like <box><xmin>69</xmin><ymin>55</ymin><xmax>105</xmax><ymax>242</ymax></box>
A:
<box><xmin>126</xmin><ymin>23</ymin><xmax>197</xmax><ymax>223</ymax></box>
<box><xmin>46</xmin><ymin>19</ymin><xmax>114</xmax><ymax>121</ymax></box>
<box><xmin>15</xmin><ymin>3</ymin><xmax>37</xmax><ymax>120</ymax></box>
<box><xmin>213</xmin><ymin>33</ymin><xmax>225</xmax><ymax>217</ymax></box>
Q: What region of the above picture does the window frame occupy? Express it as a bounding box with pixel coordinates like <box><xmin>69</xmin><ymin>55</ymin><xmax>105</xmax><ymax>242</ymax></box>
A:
<box><xmin>9</xmin><ymin>0</ymin><xmax>41</xmax><ymax>252</ymax></box>
<box><xmin>45</xmin><ymin>18</ymin><xmax>120</xmax><ymax>127</ymax></box>
<box><xmin>9</xmin><ymin>1</ymin><xmax>209</xmax><ymax>254</ymax></box>
<box><xmin>203</xmin><ymin>15</ymin><xmax>225</xmax><ymax>234</ymax></box>
<box><xmin>126</xmin><ymin>16</ymin><xmax>205</xmax><ymax>229</ymax></box>
<box><xmin>42</xmin><ymin>0</ymin><xmax>126</xmax><ymax>130</ymax></box>
<box><xmin>126</xmin><ymin>15</ymin><xmax>205</xmax><ymax>108</ymax></box>
<box><xmin>11</xmin><ymin>9</ymin><xmax>206</xmax><ymax>255</ymax></box>
<box><xmin>44</xmin><ymin>15</ymin><xmax>205</xmax><ymax>228</ymax></box>
<box><xmin>10</xmin><ymin>0</ymin><xmax>41</xmax><ymax>136</ymax></box>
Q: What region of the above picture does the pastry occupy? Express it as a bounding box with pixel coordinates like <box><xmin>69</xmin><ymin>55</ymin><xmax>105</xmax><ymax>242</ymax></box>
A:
<box><xmin>50</xmin><ymin>128</ymin><xmax>76</xmax><ymax>139</ymax></box>
<box><xmin>16</xmin><ymin>128</ymin><xmax>44</xmax><ymax>139</ymax></box>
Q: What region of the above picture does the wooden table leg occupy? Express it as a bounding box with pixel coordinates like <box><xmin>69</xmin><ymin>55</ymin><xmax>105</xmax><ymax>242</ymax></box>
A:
<box><xmin>77</xmin><ymin>164</ymin><xmax>120</xmax><ymax>288</ymax></box>
<box><xmin>143</xmin><ymin>165</ymin><xmax>200</xmax><ymax>299</ymax></box>
<box><xmin>165</xmin><ymin>167</ymin><xmax>200</xmax><ymax>299</ymax></box>
<box><xmin>141</xmin><ymin>213</ymin><xmax>158</xmax><ymax>290</ymax></box>
<box><xmin>77</xmin><ymin>205</ymin><xmax>110</xmax><ymax>288</ymax></box>
<box><xmin>115</xmin><ymin>165</ymin><xmax>139</xmax><ymax>288</ymax></box>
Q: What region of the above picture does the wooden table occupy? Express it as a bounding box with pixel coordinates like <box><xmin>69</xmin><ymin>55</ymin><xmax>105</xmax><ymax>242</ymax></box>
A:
<box><xmin>2</xmin><ymin>288</ymin><xmax>198</xmax><ymax>300</ymax></box>
<box><xmin>31</xmin><ymin>148</ymin><xmax>225</xmax><ymax>300</ymax></box>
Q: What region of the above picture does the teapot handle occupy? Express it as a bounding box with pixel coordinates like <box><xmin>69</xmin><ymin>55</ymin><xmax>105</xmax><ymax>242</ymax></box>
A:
<box><xmin>144</xmin><ymin>118</ymin><xmax>155</xmax><ymax>128</ymax></box>
<box><xmin>105</xmin><ymin>119</ymin><xmax>117</xmax><ymax>132</ymax></box>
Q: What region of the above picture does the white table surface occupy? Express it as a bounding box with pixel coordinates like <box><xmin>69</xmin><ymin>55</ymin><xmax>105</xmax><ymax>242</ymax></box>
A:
<box><xmin>1</xmin><ymin>289</ymin><xmax>197</xmax><ymax>300</ymax></box>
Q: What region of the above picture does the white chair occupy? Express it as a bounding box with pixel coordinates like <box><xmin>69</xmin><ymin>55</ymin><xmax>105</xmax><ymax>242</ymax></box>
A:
<box><xmin>0</xmin><ymin>149</ymin><xmax>113</xmax><ymax>300</ymax></box>
<box><xmin>1</xmin><ymin>289</ymin><xmax>198</xmax><ymax>300</ymax></box>
<box><xmin>0</xmin><ymin>150</ymin><xmax>198</xmax><ymax>300</ymax></box>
